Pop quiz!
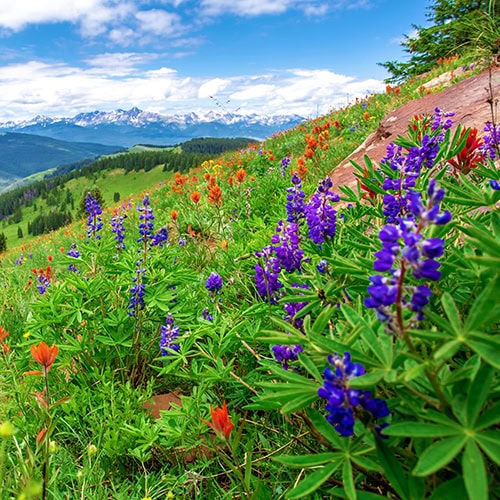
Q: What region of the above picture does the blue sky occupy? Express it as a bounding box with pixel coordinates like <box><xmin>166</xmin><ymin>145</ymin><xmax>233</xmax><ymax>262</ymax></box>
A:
<box><xmin>0</xmin><ymin>0</ymin><xmax>429</xmax><ymax>122</ymax></box>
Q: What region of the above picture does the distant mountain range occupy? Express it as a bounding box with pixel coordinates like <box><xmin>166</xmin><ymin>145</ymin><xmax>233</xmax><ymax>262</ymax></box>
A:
<box><xmin>0</xmin><ymin>107</ymin><xmax>305</xmax><ymax>148</ymax></box>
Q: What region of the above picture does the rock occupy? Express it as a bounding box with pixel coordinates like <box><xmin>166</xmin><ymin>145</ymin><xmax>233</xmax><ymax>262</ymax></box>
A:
<box><xmin>332</xmin><ymin>65</ymin><xmax>500</xmax><ymax>191</ymax></box>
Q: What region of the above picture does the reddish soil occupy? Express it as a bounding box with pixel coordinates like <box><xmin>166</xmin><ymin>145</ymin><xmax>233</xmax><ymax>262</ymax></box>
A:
<box><xmin>332</xmin><ymin>65</ymin><xmax>500</xmax><ymax>190</ymax></box>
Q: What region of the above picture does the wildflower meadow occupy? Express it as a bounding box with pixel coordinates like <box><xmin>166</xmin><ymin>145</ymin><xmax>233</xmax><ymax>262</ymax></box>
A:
<box><xmin>0</xmin><ymin>58</ymin><xmax>499</xmax><ymax>499</ymax></box>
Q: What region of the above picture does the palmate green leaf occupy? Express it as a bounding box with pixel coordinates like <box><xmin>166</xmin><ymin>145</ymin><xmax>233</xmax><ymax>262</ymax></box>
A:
<box><xmin>298</xmin><ymin>352</ymin><xmax>323</xmax><ymax>383</ymax></box>
<box><xmin>281</xmin><ymin>391</ymin><xmax>319</xmax><ymax>413</ymax></box>
<box><xmin>274</xmin><ymin>452</ymin><xmax>342</xmax><ymax>468</ymax></box>
<box><xmin>464</xmin><ymin>275</ymin><xmax>500</xmax><ymax>331</ymax></box>
<box><xmin>285</xmin><ymin>461</ymin><xmax>341</xmax><ymax>499</ymax></box>
<box><xmin>306</xmin><ymin>408</ymin><xmax>347</xmax><ymax>450</ymax></box>
<box><xmin>433</xmin><ymin>339</ymin><xmax>462</xmax><ymax>361</ymax></box>
<box><xmin>474</xmin><ymin>431</ymin><xmax>500</xmax><ymax>465</ymax></box>
<box><xmin>342</xmin><ymin>460</ymin><xmax>356</xmax><ymax>500</ymax></box>
<box><xmin>462</xmin><ymin>440</ymin><xmax>488</xmax><ymax>500</ymax></box>
<box><xmin>466</xmin><ymin>332</ymin><xmax>500</xmax><ymax>369</ymax></box>
<box><xmin>375</xmin><ymin>439</ymin><xmax>409</xmax><ymax>500</ymax></box>
<box><xmin>467</xmin><ymin>254</ymin><xmax>500</xmax><ymax>270</ymax></box>
<box><xmin>441</xmin><ymin>293</ymin><xmax>462</xmax><ymax>335</ymax></box>
<box><xmin>466</xmin><ymin>361</ymin><xmax>494</xmax><ymax>426</ymax></box>
<box><xmin>348</xmin><ymin>371</ymin><xmax>385</xmax><ymax>389</ymax></box>
<box><xmin>476</xmin><ymin>401</ymin><xmax>500</xmax><ymax>430</ymax></box>
<box><xmin>412</xmin><ymin>435</ymin><xmax>467</xmax><ymax>476</ymax></box>
<box><xmin>329</xmin><ymin>489</ymin><xmax>387</xmax><ymax>500</ymax></box>
<box><xmin>428</xmin><ymin>478</ymin><xmax>468</xmax><ymax>500</ymax></box>
<box><xmin>311</xmin><ymin>304</ymin><xmax>336</xmax><ymax>335</ymax></box>
<box><xmin>350</xmin><ymin>454</ymin><xmax>382</xmax><ymax>473</ymax></box>
<box><xmin>383</xmin><ymin>422</ymin><xmax>461</xmax><ymax>438</ymax></box>
<box><xmin>341</xmin><ymin>306</ymin><xmax>388</xmax><ymax>365</ymax></box>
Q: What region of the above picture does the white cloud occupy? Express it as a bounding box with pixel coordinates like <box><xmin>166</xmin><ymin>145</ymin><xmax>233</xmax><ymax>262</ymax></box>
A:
<box><xmin>198</xmin><ymin>78</ymin><xmax>231</xmax><ymax>98</ymax></box>
<box><xmin>0</xmin><ymin>0</ymin><xmax>124</xmax><ymax>32</ymax></box>
<box><xmin>0</xmin><ymin>60</ymin><xmax>384</xmax><ymax>121</ymax></box>
<box><xmin>135</xmin><ymin>9</ymin><xmax>183</xmax><ymax>36</ymax></box>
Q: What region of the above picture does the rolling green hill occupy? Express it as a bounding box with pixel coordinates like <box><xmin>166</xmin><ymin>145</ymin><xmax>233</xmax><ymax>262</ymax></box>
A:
<box><xmin>0</xmin><ymin>132</ymin><xmax>124</xmax><ymax>183</ymax></box>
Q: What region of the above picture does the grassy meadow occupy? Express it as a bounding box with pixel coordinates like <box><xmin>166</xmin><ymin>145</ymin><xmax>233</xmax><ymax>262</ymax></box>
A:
<box><xmin>0</xmin><ymin>56</ymin><xmax>499</xmax><ymax>500</ymax></box>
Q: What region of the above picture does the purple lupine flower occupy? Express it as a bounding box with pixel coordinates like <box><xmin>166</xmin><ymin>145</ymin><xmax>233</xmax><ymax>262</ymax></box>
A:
<box><xmin>36</xmin><ymin>273</ymin><xmax>50</xmax><ymax>294</ymax></box>
<box><xmin>431</xmin><ymin>107</ymin><xmax>454</xmax><ymax>132</ymax></box>
<box><xmin>85</xmin><ymin>193</ymin><xmax>103</xmax><ymax>240</ymax></box>
<box><xmin>286</xmin><ymin>173</ymin><xmax>306</xmax><ymax>224</ymax></box>
<box><xmin>272</xmin><ymin>344</ymin><xmax>304</xmax><ymax>370</ymax></box>
<box><xmin>366</xmin><ymin>177</ymin><xmax>450</xmax><ymax>329</ymax></box>
<box><xmin>255</xmin><ymin>246</ymin><xmax>283</xmax><ymax>304</ymax></box>
<box><xmin>111</xmin><ymin>213</ymin><xmax>126</xmax><ymax>252</ymax></box>
<box><xmin>128</xmin><ymin>267</ymin><xmax>146</xmax><ymax>317</ymax></box>
<box><xmin>206</xmin><ymin>272</ymin><xmax>223</xmax><ymax>292</ymax></box>
<box><xmin>280</xmin><ymin>157</ymin><xmax>291</xmax><ymax>176</ymax></box>
<box><xmin>202</xmin><ymin>307</ymin><xmax>214</xmax><ymax>322</ymax></box>
<box><xmin>304</xmin><ymin>177</ymin><xmax>340</xmax><ymax>245</ymax></box>
<box><xmin>479</xmin><ymin>122</ymin><xmax>500</xmax><ymax>160</ymax></box>
<box><xmin>271</xmin><ymin>220</ymin><xmax>304</xmax><ymax>273</ymax></box>
<box><xmin>137</xmin><ymin>194</ymin><xmax>154</xmax><ymax>245</ymax></box>
<box><xmin>160</xmin><ymin>313</ymin><xmax>180</xmax><ymax>356</ymax></box>
<box><xmin>14</xmin><ymin>254</ymin><xmax>24</xmax><ymax>266</ymax></box>
<box><xmin>67</xmin><ymin>263</ymin><xmax>81</xmax><ymax>274</ymax></box>
<box><xmin>490</xmin><ymin>180</ymin><xmax>500</xmax><ymax>190</ymax></box>
<box><xmin>151</xmin><ymin>226</ymin><xmax>169</xmax><ymax>247</ymax></box>
<box><xmin>283</xmin><ymin>283</ymin><xmax>309</xmax><ymax>332</ymax></box>
<box><xmin>317</xmin><ymin>259</ymin><xmax>328</xmax><ymax>274</ymax></box>
<box><xmin>317</xmin><ymin>352</ymin><xmax>390</xmax><ymax>437</ymax></box>
<box><xmin>67</xmin><ymin>242</ymin><xmax>80</xmax><ymax>258</ymax></box>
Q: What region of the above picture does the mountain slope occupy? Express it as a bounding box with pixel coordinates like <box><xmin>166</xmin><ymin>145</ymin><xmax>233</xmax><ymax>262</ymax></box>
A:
<box><xmin>0</xmin><ymin>132</ymin><xmax>124</xmax><ymax>183</ymax></box>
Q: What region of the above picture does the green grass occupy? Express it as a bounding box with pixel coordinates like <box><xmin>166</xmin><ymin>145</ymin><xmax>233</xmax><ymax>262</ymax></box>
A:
<box><xmin>1</xmin><ymin>164</ymin><xmax>173</xmax><ymax>247</ymax></box>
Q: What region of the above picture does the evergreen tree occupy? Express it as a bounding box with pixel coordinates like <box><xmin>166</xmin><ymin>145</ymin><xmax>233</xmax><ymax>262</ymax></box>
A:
<box><xmin>17</xmin><ymin>227</ymin><xmax>23</xmax><ymax>238</ymax></box>
<box><xmin>0</xmin><ymin>232</ymin><xmax>6</xmax><ymax>253</ymax></box>
<box><xmin>380</xmin><ymin>0</ymin><xmax>499</xmax><ymax>82</ymax></box>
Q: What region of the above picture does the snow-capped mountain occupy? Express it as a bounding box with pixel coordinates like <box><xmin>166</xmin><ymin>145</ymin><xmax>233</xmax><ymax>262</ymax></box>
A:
<box><xmin>0</xmin><ymin>108</ymin><xmax>305</xmax><ymax>147</ymax></box>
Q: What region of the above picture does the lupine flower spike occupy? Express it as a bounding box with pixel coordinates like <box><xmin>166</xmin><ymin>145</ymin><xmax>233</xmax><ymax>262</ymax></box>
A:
<box><xmin>318</xmin><ymin>352</ymin><xmax>390</xmax><ymax>437</ymax></box>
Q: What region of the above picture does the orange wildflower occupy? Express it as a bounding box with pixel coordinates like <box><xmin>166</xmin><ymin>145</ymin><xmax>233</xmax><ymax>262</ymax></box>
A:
<box><xmin>30</xmin><ymin>341</ymin><xmax>58</xmax><ymax>374</ymax></box>
<box><xmin>208</xmin><ymin>185</ymin><xmax>222</xmax><ymax>206</ymax></box>
<box><xmin>202</xmin><ymin>401</ymin><xmax>234</xmax><ymax>440</ymax></box>
<box><xmin>235</xmin><ymin>168</ymin><xmax>247</xmax><ymax>184</ymax></box>
<box><xmin>363</xmin><ymin>111</ymin><xmax>370</xmax><ymax>120</ymax></box>
<box><xmin>190</xmin><ymin>191</ymin><xmax>201</xmax><ymax>204</ymax></box>
<box><xmin>171</xmin><ymin>209</ymin><xmax>178</xmax><ymax>221</ymax></box>
<box><xmin>385</xmin><ymin>84</ymin><xmax>393</xmax><ymax>94</ymax></box>
<box><xmin>0</xmin><ymin>326</ymin><xmax>9</xmax><ymax>354</ymax></box>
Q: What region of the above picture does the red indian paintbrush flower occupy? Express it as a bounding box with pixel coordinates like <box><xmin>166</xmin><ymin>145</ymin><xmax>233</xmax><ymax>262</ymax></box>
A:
<box><xmin>202</xmin><ymin>401</ymin><xmax>234</xmax><ymax>439</ymax></box>
<box><xmin>30</xmin><ymin>341</ymin><xmax>58</xmax><ymax>374</ymax></box>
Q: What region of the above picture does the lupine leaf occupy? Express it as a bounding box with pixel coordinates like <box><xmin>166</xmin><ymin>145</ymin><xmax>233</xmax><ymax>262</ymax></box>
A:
<box><xmin>306</xmin><ymin>408</ymin><xmax>346</xmax><ymax>450</ymax></box>
<box><xmin>412</xmin><ymin>435</ymin><xmax>467</xmax><ymax>476</ymax></box>
<box><xmin>464</xmin><ymin>276</ymin><xmax>500</xmax><ymax>331</ymax></box>
<box><xmin>298</xmin><ymin>352</ymin><xmax>323</xmax><ymax>383</ymax></box>
<box><xmin>281</xmin><ymin>391</ymin><xmax>319</xmax><ymax>413</ymax></box>
<box><xmin>475</xmin><ymin>401</ymin><xmax>500</xmax><ymax>430</ymax></box>
<box><xmin>441</xmin><ymin>293</ymin><xmax>462</xmax><ymax>334</ymax></box>
<box><xmin>466</xmin><ymin>334</ymin><xmax>500</xmax><ymax>369</ymax></box>
<box><xmin>466</xmin><ymin>362</ymin><xmax>494</xmax><ymax>426</ymax></box>
<box><xmin>428</xmin><ymin>478</ymin><xmax>467</xmax><ymax>500</ymax></box>
<box><xmin>285</xmin><ymin>461</ymin><xmax>341</xmax><ymax>499</ymax></box>
<box><xmin>474</xmin><ymin>431</ymin><xmax>500</xmax><ymax>465</ymax></box>
<box><xmin>462</xmin><ymin>440</ymin><xmax>488</xmax><ymax>500</ymax></box>
<box><xmin>383</xmin><ymin>422</ymin><xmax>461</xmax><ymax>438</ymax></box>
<box><xmin>375</xmin><ymin>439</ymin><xmax>409</xmax><ymax>500</ymax></box>
<box><xmin>274</xmin><ymin>452</ymin><xmax>341</xmax><ymax>468</ymax></box>
<box><xmin>342</xmin><ymin>460</ymin><xmax>357</xmax><ymax>500</ymax></box>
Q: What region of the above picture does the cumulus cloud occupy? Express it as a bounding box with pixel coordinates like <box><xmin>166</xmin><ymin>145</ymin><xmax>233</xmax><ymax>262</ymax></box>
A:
<box><xmin>0</xmin><ymin>0</ymin><xmax>127</xmax><ymax>34</ymax></box>
<box><xmin>0</xmin><ymin>58</ymin><xmax>384</xmax><ymax>122</ymax></box>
